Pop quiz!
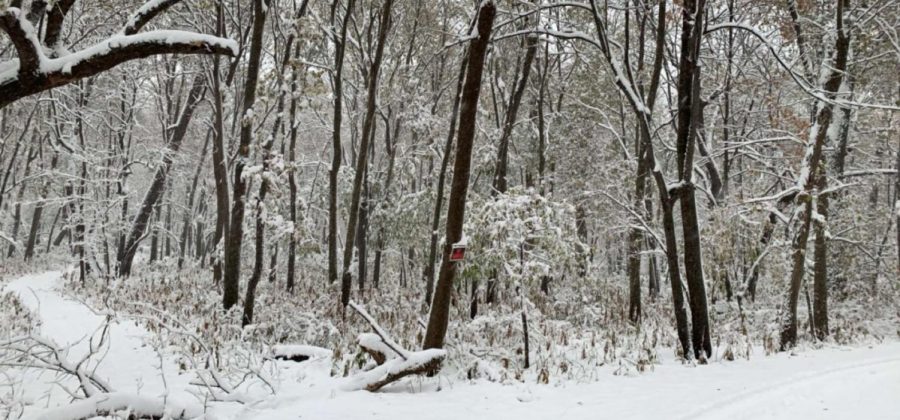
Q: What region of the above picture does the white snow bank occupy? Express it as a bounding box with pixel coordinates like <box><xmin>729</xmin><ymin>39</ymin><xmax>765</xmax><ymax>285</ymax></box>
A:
<box><xmin>31</xmin><ymin>392</ymin><xmax>201</xmax><ymax>420</ymax></box>
<box><xmin>272</xmin><ymin>344</ymin><xmax>332</xmax><ymax>361</ymax></box>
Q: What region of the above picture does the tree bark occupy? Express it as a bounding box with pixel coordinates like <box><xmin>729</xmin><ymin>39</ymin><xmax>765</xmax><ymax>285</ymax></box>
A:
<box><xmin>118</xmin><ymin>74</ymin><xmax>206</xmax><ymax>276</ymax></box>
<box><xmin>286</xmin><ymin>43</ymin><xmax>301</xmax><ymax>292</ymax></box>
<box><xmin>424</xmin><ymin>50</ymin><xmax>469</xmax><ymax>306</ymax></box>
<box><xmin>6</xmin><ymin>146</ymin><xmax>36</xmax><ymax>258</ymax></box>
<box><xmin>780</xmin><ymin>0</ymin><xmax>851</xmax><ymax>350</ymax></box>
<box><xmin>328</xmin><ymin>0</ymin><xmax>357</xmax><ymax>286</ymax></box>
<box><xmin>24</xmin><ymin>153</ymin><xmax>59</xmax><ymax>260</ymax></box>
<box><xmin>178</xmin><ymin>130</ymin><xmax>210</xmax><ymax>268</ymax></box>
<box><xmin>209</xmin><ymin>4</ymin><xmax>231</xmax><ymax>285</ymax></box>
<box><xmin>423</xmin><ymin>1</ymin><xmax>495</xmax><ymax>350</ymax></box>
<box><xmin>674</xmin><ymin>0</ymin><xmax>712</xmax><ymax>360</ymax></box>
<box><xmin>224</xmin><ymin>0</ymin><xmax>267</xmax><ymax>312</ymax></box>
<box><xmin>339</xmin><ymin>0</ymin><xmax>392</xmax><ymax>309</ymax></box>
<box><xmin>812</xmin><ymin>174</ymin><xmax>829</xmax><ymax>340</ymax></box>
<box><xmin>492</xmin><ymin>34</ymin><xmax>538</xmax><ymax>194</ymax></box>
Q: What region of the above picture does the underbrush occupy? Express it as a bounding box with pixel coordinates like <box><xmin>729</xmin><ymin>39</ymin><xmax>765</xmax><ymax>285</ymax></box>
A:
<box><xmin>61</xmin><ymin>251</ymin><xmax>899</xmax><ymax>392</ymax></box>
<box><xmin>0</xmin><ymin>283</ymin><xmax>38</xmax><ymax>419</ymax></box>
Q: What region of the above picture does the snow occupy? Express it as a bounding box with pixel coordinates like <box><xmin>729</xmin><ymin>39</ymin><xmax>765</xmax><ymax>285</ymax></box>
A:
<box><xmin>41</xmin><ymin>30</ymin><xmax>239</xmax><ymax>75</ymax></box>
<box><xmin>4</xmin><ymin>271</ymin><xmax>900</xmax><ymax>419</ymax></box>
<box><xmin>349</xmin><ymin>301</ymin><xmax>409</xmax><ymax>360</ymax></box>
<box><xmin>358</xmin><ymin>332</ymin><xmax>404</xmax><ymax>359</ymax></box>
<box><xmin>341</xmin><ymin>349</ymin><xmax>446</xmax><ymax>391</ymax></box>
<box><xmin>31</xmin><ymin>392</ymin><xmax>200</xmax><ymax>420</ymax></box>
<box><xmin>122</xmin><ymin>0</ymin><xmax>173</xmax><ymax>34</ymax></box>
<box><xmin>607</xmin><ymin>58</ymin><xmax>649</xmax><ymax>115</ymax></box>
<box><xmin>0</xmin><ymin>7</ymin><xmax>237</xmax><ymax>85</ymax></box>
<box><xmin>271</xmin><ymin>344</ymin><xmax>332</xmax><ymax>360</ymax></box>
<box><xmin>3</xmin><ymin>271</ymin><xmax>199</xmax><ymax>419</ymax></box>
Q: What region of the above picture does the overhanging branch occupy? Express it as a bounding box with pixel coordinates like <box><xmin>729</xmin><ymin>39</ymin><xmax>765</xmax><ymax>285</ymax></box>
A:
<box><xmin>0</xmin><ymin>8</ymin><xmax>42</xmax><ymax>79</ymax></box>
<box><xmin>44</xmin><ymin>0</ymin><xmax>76</xmax><ymax>49</ymax></box>
<box><xmin>0</xmin><ymin>31</ymin><xmax>237</xmax><ymax>109</ymax></box>
<box><xmin>123</xmin><ymin>0</ymin><xmax>183</xmax><ymax>36</ymax></box>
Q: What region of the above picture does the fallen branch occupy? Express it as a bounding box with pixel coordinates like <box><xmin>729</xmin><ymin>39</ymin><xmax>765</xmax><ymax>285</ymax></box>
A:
<box><xmin>348</xmin><ymin>301</ymin><xmax>408</xmax><ymax>361</ymax></box>
<box><xmin>345</xmin><ymin>300</ymin><xmax>446</xmax><ymax>391</ymax></box>
<box><xmin>342</xmin><ymin>349</ymin><xmax>446</xmax><ymax>392</ymax></box>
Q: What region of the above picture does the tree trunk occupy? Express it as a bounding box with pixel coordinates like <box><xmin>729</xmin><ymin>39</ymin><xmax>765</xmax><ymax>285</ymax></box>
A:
<box><xmin>674</xmin><ymin>0</ymin><xmax>712</xmax><ymax>360</ymax></box>
<box><xmin>424</xmin><ymin>48</ymin><xmax>469</xmax><ymax>306</ymax></box>
<box><xmin>423</xmin><ymin>1</ymin><xmax>495</xmax><ymax>350</ymax></box>
<box><xmin>118</xmin><ymin>74</ymin><xmax>206</xmax><ymax>276</ymax></box>
<box><xmin>357</xmin><ymin>171</ymin><xmax>369</xmax><ymax>291</ymax></box>
<box><xmin>230</xmin><ymin>0</ymin><xmax>270</xmax><ymax>317</ymax></box>
<box><xmin>286</xmin><ymin>41</ymin><xmax>302</xmax><ymax>292</ymax></box>
<box><xmin>747</xmin><ymin>191</ymin><xmax>796</xmax><ymax>300</ymax></box>
<box><xmin>812</xmin><ymin>174</ymin><xmax>829</xmax><ymax>340</ymax></box>
<box><xmin>780</xmin><ymin>0</ymin><xmax>850</xmax><ymax>350</ymax></box>
<box><xmin>223</xmin><ymin>0</ymin><xmax>268</xmax><ymax>311</ymax></box>
<box><xmin>179</xmin><ymin>130</ymin><xmax>210</xmax><ymax>268</ymax></box>
<box><xmin>895</xmin><ymin>141</ymin><xmax>899</xmax><ymax>274</ymax></box>
<box><xmin>627</xmin><ymin>119</ymin><xmax>648</xmax><ymax>323</ymax></box>
<box><xmin>340</xmin><ymin>0</ymin><xmax>392</xmax><ymax>309</ymax></box>
<box><xmin>24</xmin><ymin>153</ymin><xmax>59</xmax><ymax>260</ymax></box>
<box><xmin>492</xmin><ymin>35</ymin><xmax>538</xmax><ymax>195</ymax></box>
<box><xmin>328</xmin><ymin>0</ymin><xmax>356</xmax><ymax>286</ymax></box>
<box><xmin>7</xmin><ymin>143</ymin><xmax>37</xmax><ymax>257</ymax></box>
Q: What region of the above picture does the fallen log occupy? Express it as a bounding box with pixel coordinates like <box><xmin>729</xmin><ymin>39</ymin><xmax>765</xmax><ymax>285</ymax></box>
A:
<box><xmin>342</xmin><ymin>348</ymin><xmax>446</xmax><ymax>392</ymax></box>
<box><xmin>346</xmin><ymin>300</ymin><xmax>446</xmax><ymax>391</ymax></box>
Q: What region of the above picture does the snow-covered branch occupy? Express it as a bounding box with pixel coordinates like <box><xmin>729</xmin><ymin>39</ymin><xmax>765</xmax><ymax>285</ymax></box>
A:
<box><xmin>349</xmin><ymin>301</ymin><xmax>410</xmax><ymax>361</ymax></box>
<box><xmin>44</xmin><ymin>0</ymin><xmax>76</xmax><ymax>50</ymax></box>
<box><xmin>345</xmin><ymin>300</ymin><xmax>445</xmax><ymax>392</ymax></box>
<box><xmin>0</xmin><ymin>8</ymin><xmax>42</xmax><ymax>78</ymax></box>
<box><xmin>0</xmin><ymin>1</ymin><xmax>237</xmax><ymax>109</ymax></box>
<box><xmin>122</xmin><ymin>0</ymin><xmax>183</xmax><ymax>36</ymax></box>
<box><xmin>705</xmin><ymin>22</ymin><xmax>900</xmax><ymax>111</ymax></box>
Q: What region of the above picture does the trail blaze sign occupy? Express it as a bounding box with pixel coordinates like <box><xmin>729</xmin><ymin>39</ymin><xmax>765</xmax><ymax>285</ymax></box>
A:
<box><xmin>449</xmin><ymin>244</ymin><xmax>467</xmax><ymax>262</ymax></box>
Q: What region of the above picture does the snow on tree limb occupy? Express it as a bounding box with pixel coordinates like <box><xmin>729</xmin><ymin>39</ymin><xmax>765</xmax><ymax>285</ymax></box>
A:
<box><xmin>122</xmin><ymin>0</ymin><xmax>183</xmax><ymax>36</ymax></box>
<box><xmin>342</xmin><ymin>349</ymin><xmax>446</xmax><ymax>392</ymax></box>
<box><xmin>0</xmin><ymin>8</ymin><xmax>42</xmax><ymax>79</ymax></box>
<box><xmin>346</xmin><ymin>300</ymin><xmax>445</xmax><ymax>391</ymax></box>
<box><xmin>348</xmin><ymin>300</ymin><xmax>409</xmax><ymax>361</ymax></box>
<box><xmin>0</xmin><ymin>30</ymin><xmax>237</xmax><ymax>108</ymax></box>
<box><xmin>44</xmin><ymin>0</ymin><xmax>76</xmax><ymax>49</ymax></box>
<box><xmin>0</xmin><ymin>1</ymin><xmax>237</xmax><ymax>109</ymax></box>
<box><xmin>705</xmin><ymin>22</ymin><xmax>900</xmax><ymax>112</ymax></box>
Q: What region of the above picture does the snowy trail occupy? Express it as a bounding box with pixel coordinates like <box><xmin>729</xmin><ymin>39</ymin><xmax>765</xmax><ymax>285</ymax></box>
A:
<box><xmin>5</xmin><ymin>270</ymin><xmax>899</xmax><ymax>420</ymax></box>
<box><xmin>4</xmin><ymin>270</ymin><xmax>195</xmax><ymax>418</ymax></box>
<box><xmin>259</xmin><ymin>343</ymin><xmax>900</xmax><ymax>420</ymax></box>
<box><xmin>683</xmin><ymin>356</ymin><xmax>900</xmax><ymax>420</ymax></box>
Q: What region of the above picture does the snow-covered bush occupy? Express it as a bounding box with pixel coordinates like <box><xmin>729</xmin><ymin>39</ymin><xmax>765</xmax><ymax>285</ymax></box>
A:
<box><xmin>461</xmin><ymin>187</ymin><xmax>586</xmax><ymax>290</ymax></box>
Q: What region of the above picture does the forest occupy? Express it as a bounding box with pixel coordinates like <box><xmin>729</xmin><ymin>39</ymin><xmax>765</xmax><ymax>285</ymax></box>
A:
<box><xmin>0</xmin><ymin>0</ymin><xmax>898</xmax><ymax>419</ymax></box>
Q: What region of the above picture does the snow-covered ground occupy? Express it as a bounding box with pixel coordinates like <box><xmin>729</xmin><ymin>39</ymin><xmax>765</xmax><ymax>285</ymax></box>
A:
<box><xmin>4</xmin><ymin>271</ymin><xmax>899</xmax><ymax>420</ymax></box>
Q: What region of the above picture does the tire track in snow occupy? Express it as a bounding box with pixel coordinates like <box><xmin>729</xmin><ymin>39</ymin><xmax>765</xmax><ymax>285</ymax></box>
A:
<box><xmin>678</xmin><ymin>355</ymin><xmax>900</xmax><ymax>420</ymax></box>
